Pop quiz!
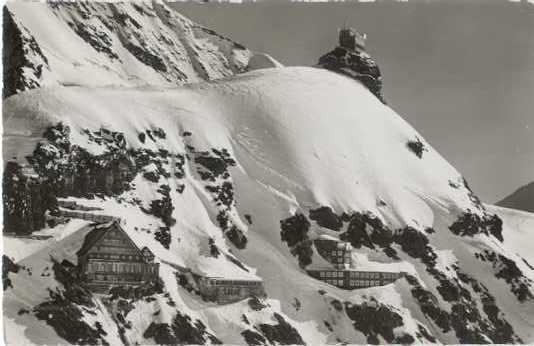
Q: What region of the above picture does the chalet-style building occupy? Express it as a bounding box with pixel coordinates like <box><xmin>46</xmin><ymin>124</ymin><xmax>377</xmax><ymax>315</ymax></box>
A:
<box><xmin>197</xmin><ymin>276</ymin><xmax>265</xmax><ymax>304</ymax></box>
<box><xmin>77</xmin><ymin>221</ymin><xmax>159</xmax><ymax>293</ymax></box>
<box><xmin>309</xmin><ymin>235</ymin><xmax>403</xmax><ymax>289</ymax></box>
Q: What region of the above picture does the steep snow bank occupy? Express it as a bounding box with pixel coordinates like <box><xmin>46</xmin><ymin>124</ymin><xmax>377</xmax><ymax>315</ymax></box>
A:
<box><xmin>488</xmin><ymin>205</ymin><xmax>534</xmax><ymax>264</ymax></box>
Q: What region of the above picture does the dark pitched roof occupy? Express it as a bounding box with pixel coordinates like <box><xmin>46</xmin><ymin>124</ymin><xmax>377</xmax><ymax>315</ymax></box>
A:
<box><xmin>76</xmin><ymin>220</ymin><xmax>153</xmax><ymax>261</ymax></box>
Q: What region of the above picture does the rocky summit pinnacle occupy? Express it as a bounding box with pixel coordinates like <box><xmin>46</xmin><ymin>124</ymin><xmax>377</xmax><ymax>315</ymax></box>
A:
<box><xmin>318</xmin><ymin>28</ymin><xmax>385</xmax><ymax>104</ymax></box>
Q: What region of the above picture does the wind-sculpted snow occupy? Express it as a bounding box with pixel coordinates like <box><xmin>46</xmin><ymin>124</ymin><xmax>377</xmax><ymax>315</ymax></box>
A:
<box><xmin>3</xmin><ymin>67</ymin><xmax>534</xmax><ymax>344</ymax></box>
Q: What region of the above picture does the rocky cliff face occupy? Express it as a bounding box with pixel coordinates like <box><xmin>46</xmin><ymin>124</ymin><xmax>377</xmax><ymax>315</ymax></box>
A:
<box><xmin>3</xmin><ymin>1</ymin><xmax>252</xmax><ymax>98</ymax></box>
<box><xmin>2</xmin><ymin>7</ymin><xmax>49</xmax><ymax>98</ymax></box>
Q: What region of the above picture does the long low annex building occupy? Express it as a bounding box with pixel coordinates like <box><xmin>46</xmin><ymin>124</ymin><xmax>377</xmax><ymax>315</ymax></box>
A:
<box><xmin>197</xmin><ymin>276</ymin><xmax>265</xmax><ymax>304</ymax></box>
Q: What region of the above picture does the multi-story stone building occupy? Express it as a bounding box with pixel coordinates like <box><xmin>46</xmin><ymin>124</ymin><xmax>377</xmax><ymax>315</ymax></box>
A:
<box><xmin>77</xmin><ymin>221</ymin><xmax>159</xmax><ymax>292</ymax></box>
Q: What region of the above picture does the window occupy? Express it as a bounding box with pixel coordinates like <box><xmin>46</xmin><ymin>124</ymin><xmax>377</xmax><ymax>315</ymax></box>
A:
<box><xmin>320</xmin><ymin>272</ymin><xmax>325</xmax><ymax>278</ymax></box>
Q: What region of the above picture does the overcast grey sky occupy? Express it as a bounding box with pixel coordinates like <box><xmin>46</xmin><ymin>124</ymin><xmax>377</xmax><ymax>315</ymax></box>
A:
<box><xmin>172</xmin><ymin>1</ymin><xmax>534</xmax><ymax>203</ymax></box>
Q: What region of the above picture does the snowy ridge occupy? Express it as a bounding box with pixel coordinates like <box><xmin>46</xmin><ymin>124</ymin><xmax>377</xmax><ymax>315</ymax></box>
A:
<box><xmin>3</xmin><ymin>66</ymin><xmax>534</xmax><ymax>344</ymax></box>
<box><xmin>3</xmin><ymin>1</ymin><xmax>252</xmax><ymax>97</ymax></box>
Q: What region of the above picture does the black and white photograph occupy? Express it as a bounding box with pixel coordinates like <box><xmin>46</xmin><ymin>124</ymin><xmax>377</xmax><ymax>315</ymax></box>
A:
<box><xmin>2</xmin><ymin>0</ymin><xmax>533</xmax><ymax>344</ymax></box>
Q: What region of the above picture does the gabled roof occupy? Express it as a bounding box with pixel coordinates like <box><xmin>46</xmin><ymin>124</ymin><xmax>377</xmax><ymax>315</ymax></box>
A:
<box><xmin>76</xmin><ymin>220</ymin><xmax>154</xmax><ymax>261</ymax></box>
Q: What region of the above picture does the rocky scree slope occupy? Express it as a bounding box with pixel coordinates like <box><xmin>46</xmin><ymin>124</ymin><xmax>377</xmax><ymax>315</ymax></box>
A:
<box><xmin>3</xmin><ymin>67</ymin><xmax>534</xmax><ymax>344</ymax></box>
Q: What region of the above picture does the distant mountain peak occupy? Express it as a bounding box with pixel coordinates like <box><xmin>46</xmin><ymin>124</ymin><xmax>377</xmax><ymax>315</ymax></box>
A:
<box><xmin>497</xmin><ymin>181</ymin><xmax>534</xmax><ymax>213</ymax></box>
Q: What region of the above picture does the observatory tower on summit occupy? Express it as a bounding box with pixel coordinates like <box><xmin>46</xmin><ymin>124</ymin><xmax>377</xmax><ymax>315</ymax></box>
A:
<box><xmin>339</xmin><ymin>27</ymin><xmax>367</xmax><ymax>51</ymax></box>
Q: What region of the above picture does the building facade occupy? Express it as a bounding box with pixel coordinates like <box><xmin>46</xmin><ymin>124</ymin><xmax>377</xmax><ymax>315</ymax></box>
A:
<box><xmin>339</xmin><ymin>28</ymin><xmax>366</xmax><ymax>51</ymax></box>
<box><xmin>310</xmin><ymin>235</ymin><xmax>403</xmax><ymax>289</ymax></box>
<box><xmin>197</xmin><ymin>277</ymin><xmax>265</xmax><ymax>304</ymax></box>
<box><xmin>307</xmin><ymin>269</ymin><xmax>403</xmax><ymax>289</ymax></box>
<box><xmin>314</xmin><ymin>236</ymin><xmax>353</xmax><ymax>269</ymax></box>
<box><xmin>77</xmin><ymin>221</ymin><xmax>159</xmax><ymax>293</ymax></box>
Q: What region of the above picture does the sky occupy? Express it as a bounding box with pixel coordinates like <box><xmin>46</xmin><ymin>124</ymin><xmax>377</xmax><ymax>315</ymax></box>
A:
<box><xmin>171</xmin><ymin>0</ymin><xmax>534</xmax><ymax>203</ymax></box>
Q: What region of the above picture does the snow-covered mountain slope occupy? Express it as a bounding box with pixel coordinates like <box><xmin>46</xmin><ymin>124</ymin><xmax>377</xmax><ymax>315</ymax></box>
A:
<box><xmin>488</xmin><ymin>204</ymin><xmax>534</xmax><ymax>265</ymax></box>
<box><xmin>4</xmin><ymin>66</ymin><xmax>534</xmax><ymax>344</ymax></box>
<box><xmin>497</xmin><ymin>182</ymin><xmax>534</xmax><ymax>214</ymax></box>
<box><xmin>3</xmin><ymin>1</ymin><xmax>252</xmax><ymax>98</ymax></box>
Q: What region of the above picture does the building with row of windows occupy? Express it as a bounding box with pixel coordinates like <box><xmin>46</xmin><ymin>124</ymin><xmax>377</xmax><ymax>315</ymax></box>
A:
<box><xmin>307</xmin><ymin>269</ymin><xmax>403</xmax><ymax>290</ymax></box>
<box><xmin>309</xmin><ymin>235</ymin><xmax>404</xmax><ymax>289</ymax></box>
<box><xmin>77</xmin><ymin>221</ymin><xmax>159</xmax><ymax>293</ymax></box>
<box><xmin>314</xmin><ymin>235</ymin><xmax>353</xmax><ymax>269</ymax></box>
<box><xmin>76</xmin><ymin>220</ymin><xmax>266</xmax><ymax>303</ymax></box>
<box><xmin>197</xmin><ymin>277</ymin><xmax>265</xmax><ymax>304</ymax></box>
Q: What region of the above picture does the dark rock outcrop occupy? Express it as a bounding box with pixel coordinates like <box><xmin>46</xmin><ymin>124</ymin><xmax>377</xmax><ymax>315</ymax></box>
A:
<box><xmin>257</xmin><ymin>313</ymin><xmax>305</xmax><ymax>345</ymax></box>
<box><xmin>143</xmin><ymin>311</ymin><xmax>221</xmax><ymax>345</ymax></box>
<box><xmin>317</xmin><ymin>28</ymin><xmax>385</xmax><ymax>104</ymax></box>
<box><xmin>3</xmin><ymin>162</ymin><xmax>57</xmax><ymax>235</ymax></box>
<box><xmin>3</xmin><ymin>7</ymin><xmax>49</xmax><ymax>98</ymax></box>
<box><xmin>449</xmin><ymin>211</ymin><xmax>503</xmax><ymax>242</ymax></box>
<box><xmin>280</xmin><ymin>213</ymin><xmax>313</xmax><ymax>268</ymax></box>
<box><xmin>2</xmin><ymin>255</ymin><xmax>20</xmax><ymax>290</ymax></box>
